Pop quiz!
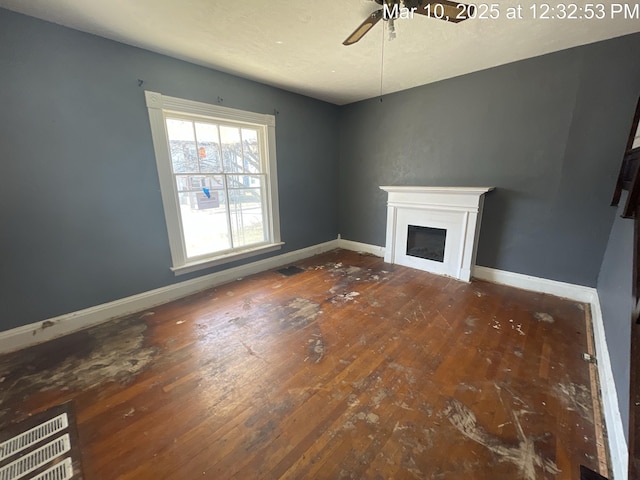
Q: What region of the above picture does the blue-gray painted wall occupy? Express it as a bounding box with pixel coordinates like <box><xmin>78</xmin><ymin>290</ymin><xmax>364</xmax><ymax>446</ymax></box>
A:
<box><xmin>338</xmin><ymin>33</ymin><xmax>640</xmax><ymax>287</ymax></box>
<box><xmin>0</xmin><ymin>9</ymin><xmax>339</xmax><ymax>331</ymax></box>
<box><xmin>598</xmin><ymin>192</ymin><xmax>635</xmax><ymax>442</ymax></box>
<box><xmin>1</xmin><ymin>9</ymin><xmax>640</xmax><ymax>442</ymax></box>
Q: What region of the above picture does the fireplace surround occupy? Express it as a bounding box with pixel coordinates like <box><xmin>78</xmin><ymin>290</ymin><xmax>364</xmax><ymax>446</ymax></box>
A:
<box><xmin>380</xmin><ymin>186</ymin><xmax>494</xmax><ymax>282</ymax></box>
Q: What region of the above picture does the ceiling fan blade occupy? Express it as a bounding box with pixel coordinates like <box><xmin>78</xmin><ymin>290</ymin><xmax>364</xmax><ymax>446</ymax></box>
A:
<box><xmin>414</xmin><ymin>1</ymin><xmax>475</xmax><ymax>23</ymax></box>
<box><xmin>343</xmin><ymin>9</ymin><xmax>383</xmax><ymax>46</ymax></box>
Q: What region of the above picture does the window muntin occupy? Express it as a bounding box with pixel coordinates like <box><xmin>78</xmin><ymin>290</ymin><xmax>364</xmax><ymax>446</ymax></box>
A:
<box><xmin>145</xmin><ymin>91</ymin><xmax>281</xmax><ymax>274</ymax></box>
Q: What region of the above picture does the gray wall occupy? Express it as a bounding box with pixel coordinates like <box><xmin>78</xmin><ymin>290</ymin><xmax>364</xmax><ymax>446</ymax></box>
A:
<box><xmin>0</xmin><ymin>9</ymin><xmax>339</xmax><ymax>331</ymax></box>
<box><xmin>2</xmin><ymin>3</ymin><xmax>640</xmax><ymax>345</ymax></box>
<box><xmin>338</xmin><ymin>33</ymin><xmax>640</xmax><ymax>287</ymax></box>
<box><xmin>598</xmin><ymin>192</ymin><xmax>635</xmax><ymax>442</ymax></box>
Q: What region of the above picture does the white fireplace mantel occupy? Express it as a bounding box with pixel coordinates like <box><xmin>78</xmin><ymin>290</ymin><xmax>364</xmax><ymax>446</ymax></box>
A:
<box><xmin>380</xmin><ymin>186</ymin><xmax>494</xmax><ymax>282</ymax></box>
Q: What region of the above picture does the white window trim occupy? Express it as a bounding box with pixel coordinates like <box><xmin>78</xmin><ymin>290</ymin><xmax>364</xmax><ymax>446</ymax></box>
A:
<box><xmin>145</xmin><ymin>91</ymin><xmax>282</xmax><ymax>275</ymax></box>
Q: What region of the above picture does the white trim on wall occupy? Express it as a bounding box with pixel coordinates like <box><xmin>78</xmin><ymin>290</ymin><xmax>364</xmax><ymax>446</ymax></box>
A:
<box><xmin>0</xmin><ymin>240</ymin><xmax>339</xmax><ymax>355</ymax></box>
<box><xmin>472</xmin><ymin>265</ymin><xmax>595</xmax><ymax>302</ymax></box>
<box><xmin>0</xmin><ymin>235</ymin><xmax>381</xmax><ymax>355</ymax></box>
<box><xmin>588</xmin><ymin>292</ymin><xmax>628</xmax><ymax>480</ymax></box>
<box><xmin>336</xmin><ymin>237</ymin><xmax>386</xmax><ymax>257</ymax></box>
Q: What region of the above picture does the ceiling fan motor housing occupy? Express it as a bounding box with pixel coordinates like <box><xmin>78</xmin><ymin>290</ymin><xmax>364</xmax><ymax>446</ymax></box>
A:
<box><xmin>403</xmin><ymin>0</ymin><xmax>423</xmax><ymax>9</ymax></box>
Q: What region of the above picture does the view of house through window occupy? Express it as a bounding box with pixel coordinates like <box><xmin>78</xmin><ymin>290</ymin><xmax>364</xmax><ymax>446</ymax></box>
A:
<box><xmin>166</xmin><ymin>118</ymin><xmax>267</xmax><ymax>258</ymax></box>
<box><xmin>145</xmin><ymin>91</ymin><xmax>281</xmax><ymax>273</ymax></box>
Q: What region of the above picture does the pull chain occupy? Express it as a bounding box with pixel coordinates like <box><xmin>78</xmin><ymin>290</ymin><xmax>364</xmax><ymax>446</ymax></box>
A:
<box><xmin>380</xmin><ymin>21</ymin><xmax>385</xmax><ymax>102</ymax></box>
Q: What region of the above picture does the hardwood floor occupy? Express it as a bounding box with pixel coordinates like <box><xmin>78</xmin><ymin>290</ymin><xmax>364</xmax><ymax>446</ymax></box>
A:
<box><xmin>0</xmin><ymin>249</ymin><xmax>607</xmax><ymax>479</ymax></box>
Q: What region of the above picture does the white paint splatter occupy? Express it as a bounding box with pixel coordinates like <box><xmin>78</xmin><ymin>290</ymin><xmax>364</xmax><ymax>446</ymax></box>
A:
<box><xmin>534</xmin><ymin>312</ymin><xmax>554</xmax><ymax>323</ymax></box>
<box><xmin>370</xmin><ymin>389</ymin><xmax>389</xmax><ymax>409</ymax></box>
<box><xmin>445</xmin><ymin>399</ymin><xmax>560</xmax><ymax>480</ymax></box>
<box><xmin>310</xmin><ymin>338</ymin><xmax>325</xmax><ymax>364</ymax></box>
<box><xmin>354</xmin><ymin>411</ymin><xmax>379</xmax><ymax>424</ymax></box>
<box><xmin>331</xmin><ymin>291</ymin><xmax>358</xmax><ymax>303</ymax></box>
<box><xmin>465</xmin><ymin>317</ymin><xmax>478</xmax><ymax>328</ymax></box>
<box><xmin>552</xmin><ymin>382</ymin><xmax>593</xmax><ymax>422</ymax></box>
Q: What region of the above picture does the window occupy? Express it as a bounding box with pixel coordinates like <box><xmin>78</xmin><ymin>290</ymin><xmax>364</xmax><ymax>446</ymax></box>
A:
<box><xmin>145</xmin><ymin>91</ymin><xmax>281</xmax><ymax>274</ymax></box>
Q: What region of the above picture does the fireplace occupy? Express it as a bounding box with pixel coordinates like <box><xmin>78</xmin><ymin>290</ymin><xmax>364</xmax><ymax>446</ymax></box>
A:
<box><xmin>380</xmin><ymin>186</ymin><xmax>494</xmax><ymax>282</ymax></box>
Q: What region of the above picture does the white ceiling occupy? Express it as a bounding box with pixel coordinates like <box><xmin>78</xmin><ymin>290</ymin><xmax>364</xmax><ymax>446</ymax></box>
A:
<box><xmin>1</xmin><ymin>0</ymin><xmax>639</xmax><ymax>105</ymax></box>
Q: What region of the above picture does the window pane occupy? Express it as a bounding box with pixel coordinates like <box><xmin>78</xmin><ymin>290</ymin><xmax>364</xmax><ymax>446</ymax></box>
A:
<box><xmin>229</xmin><ymin>185</ymin><xmax>266</xmax><ymax>248</ymax></box>
<box><xmin>166</xmin><ymin>119</ymin><xmax>198</xmax><ymax>173</ymax></box>
<box><xmin>227</xmin><ymin>175</ymin><xmax>262</xmax><ymax>189</ymax></box>
<box><xmin>242</xmin><ymin>129</ymin><xmax>261</xmax><ymax>174</ymax></box>
<box><xmin>195</xmin><ymin>123</ymin><xmax>222</xmax><ymax>173</ymax></box>
<box><xmin>178</xmin><ymin>182</ymin><xmax>231</xmax><ymax>258</ymax></box>
<box><xmin>220</xmin><ymin>126</ymin><xmax>243</xmax><ymax>173</ymax></box>
<box><xmin>175</xmin><ymin>175</ymin><xmax>223</xmax><ymax>192</ymax></box>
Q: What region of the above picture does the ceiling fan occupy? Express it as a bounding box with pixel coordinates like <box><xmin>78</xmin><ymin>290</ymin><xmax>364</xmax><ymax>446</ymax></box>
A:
<box><xmin>343</xmin><ymin>0</ymin><xmax>475</xmax><ymax>46</ymax></box>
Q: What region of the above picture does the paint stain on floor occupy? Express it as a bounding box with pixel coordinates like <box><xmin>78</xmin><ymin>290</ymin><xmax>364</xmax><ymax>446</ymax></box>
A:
<box><xmin>323</xmin><ymin>261</ymin><xmax>389</xmax><ymax>302</ymax></box>
<box><xmin>553</xmin><ymin>381</ymin><xmax>593</xmax><ymax>422</ymax></box>
<box><xmin>277</xmin><ymin>297</ymin><xmax>322</xmax><ymax>330</ymax></box>
<box><xmin>534</xmin><ymin>312</ymin><xmax>555</xmax><ymax>324</ymax></box>
<box><xmin>444</xmin><ymin>398</ymin><xmax>560</xmax><ymax>480</ymax></box>
<box><xmin>331</xmin><ymin>291</ymin><xmax>361</xmax><ymax>304</ymax></box>
<box><xmin>307</xmin><ymin>332</ymin><xmax>325</xmax><ymax>364</ymax></box>
<box><xmin>0</xmin><ymin>316</ymin><xmax>157</xmax><ymax>424</ymax></box>
<box><xmin>464</xmin><ymin>317</ymin><xmax>478</xmax><ymax>328</ymax></box>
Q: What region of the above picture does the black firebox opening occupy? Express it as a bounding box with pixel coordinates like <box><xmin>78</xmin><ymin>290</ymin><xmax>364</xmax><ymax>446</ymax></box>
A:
<box><xmin>406</xmin><ymin>225</ymin><xmax>446</xmax><ymax>263</ymax></box>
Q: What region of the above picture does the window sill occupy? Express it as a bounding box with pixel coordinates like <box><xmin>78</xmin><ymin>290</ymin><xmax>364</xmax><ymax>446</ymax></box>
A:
<box><xmin>171</xmin><ymin>242</ymin><xmax>285</xmax><ymax>276</ymax></box>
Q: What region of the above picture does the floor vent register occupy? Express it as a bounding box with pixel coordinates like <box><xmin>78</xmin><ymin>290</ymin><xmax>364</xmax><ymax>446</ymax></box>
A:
<box><xmin>0</xmin><ymin>403</ymin><xmax>82</xmax><ymax>480</ymax></box>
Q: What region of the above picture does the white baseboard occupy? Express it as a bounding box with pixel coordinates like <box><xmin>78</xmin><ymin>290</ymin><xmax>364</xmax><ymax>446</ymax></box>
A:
<box><xmin>337</xmin><ymin>238</ymin><xmax>385</xmax><ymax>257</ymax></box>
<box><xmin>0</xmin><ymin>239</ymin><xmax>339</xmax><ymax>355</ymax></box>
<box><xmin>474</xmin><ymin>265</ymin><xmax>627</xmax><ymax>479</ymax></box>
<box><xmin>472</xmin><ymin>265</ymin><xmax>595</xmax><ymax>302</ymax></box>
<box><xmin>590</xmin><ymin>292</ymin><xmax>628</xmax><ymax>480</ymax></box>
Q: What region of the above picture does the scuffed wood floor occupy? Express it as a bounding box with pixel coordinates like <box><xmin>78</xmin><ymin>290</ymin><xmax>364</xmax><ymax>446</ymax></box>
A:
<box><xmin>0</xmin><ymin>249</ymin><xmax>607</xmax><ymax>479</ymax></box>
